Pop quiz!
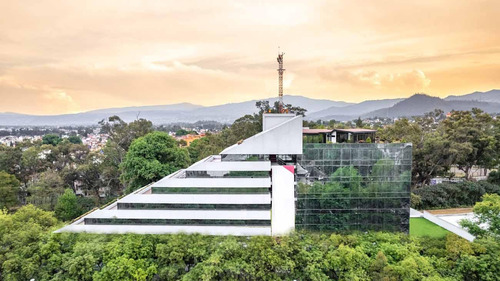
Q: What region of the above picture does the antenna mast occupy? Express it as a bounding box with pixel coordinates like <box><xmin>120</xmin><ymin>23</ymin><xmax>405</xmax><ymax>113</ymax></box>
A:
<box><xmin>277</xmin><ymin>49</ymin><xmax>285</xmax><ymax>113</ymax></box>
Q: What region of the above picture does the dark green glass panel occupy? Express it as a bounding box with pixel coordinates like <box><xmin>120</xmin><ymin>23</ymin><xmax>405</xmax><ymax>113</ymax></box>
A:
<box><xmin>84</xmin><ymin>218</ymin><xmax>271</xmax><ymax>226</ymax></box>
<box><xmin>152</xmin><ymin>187</ymin><xmax>270</xmax><ymax>194</ymax></box>
<box><xmin>117</xmin><ymin>203</ymin><xmax>271</xmax><ymax>210</ymax></box>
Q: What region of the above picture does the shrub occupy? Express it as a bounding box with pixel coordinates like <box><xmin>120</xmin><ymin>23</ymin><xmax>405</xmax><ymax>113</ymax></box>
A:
<box><xmin>413</xmin><ymin>181</ymin><xmax>500</xmax><ymax>209</ymax></box>
<box><xmin>410</xmin><ymin>193</ymin><xmax>422</xmax><ymax>209</ymax></box>
<box><xmin>487</xmin><ymin>170</ymin><xmax>500</xmax><ymax>185</ymax></box>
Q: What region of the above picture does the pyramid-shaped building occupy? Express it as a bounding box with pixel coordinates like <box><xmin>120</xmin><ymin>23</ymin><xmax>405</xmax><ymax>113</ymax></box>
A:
<box><xmin>57</xmin><ymin>114</ymin><xmax>301</xmax><ymax>236</ymax></box>
<box><xmin>57</xmin><ymin>113</ymin><xmax>412</xmax><ymax>235</ymax></box>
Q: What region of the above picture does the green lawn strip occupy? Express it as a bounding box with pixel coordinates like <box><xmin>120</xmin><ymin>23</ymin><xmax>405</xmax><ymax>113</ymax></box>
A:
<box><xmin>410</xmin><ymin>217</ymin><xmax>451</xmax><ymax>238</ymax></box>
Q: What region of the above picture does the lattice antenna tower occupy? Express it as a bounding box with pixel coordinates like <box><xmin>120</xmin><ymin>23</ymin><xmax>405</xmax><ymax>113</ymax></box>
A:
<box><xmin>277</xmin><ymin>49</ymin><xmax>285</xmax><ymax>113</ymax></box>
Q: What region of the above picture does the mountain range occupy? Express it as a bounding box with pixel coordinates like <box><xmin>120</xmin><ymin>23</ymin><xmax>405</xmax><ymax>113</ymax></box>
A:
<box><xmin>0</xmin><ymin>89</ymin><xmax>499</xmax><ymax>126</ymax></box>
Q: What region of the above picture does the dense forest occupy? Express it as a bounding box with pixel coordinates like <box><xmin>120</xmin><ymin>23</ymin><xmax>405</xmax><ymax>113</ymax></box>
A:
<box><xmin>0</xmin><ymin>203</ymin><xmax>499</xmax><ymax>281</ymax></box>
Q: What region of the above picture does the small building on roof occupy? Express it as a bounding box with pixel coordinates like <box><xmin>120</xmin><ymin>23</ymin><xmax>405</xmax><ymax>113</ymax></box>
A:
<box><xmin>302</xmin><ymin>128</ymin><xmax>376</xmax><ymax>143</ymax></box>
<box><xmin>302</xmin><ymin>128</ymin><xmax>333</xmax><ymax>143</ymax></box>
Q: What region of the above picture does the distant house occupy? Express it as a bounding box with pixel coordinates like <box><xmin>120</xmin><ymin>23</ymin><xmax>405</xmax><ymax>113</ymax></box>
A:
<box><xmin>302</xmin><ymin>128</ymin><xmax>332</xmax><ymax>143</ymax></box>
<box><xmin>303</xmin><ymin>128</ymin><xmax>376</xmax><ymax>143</ymax></box>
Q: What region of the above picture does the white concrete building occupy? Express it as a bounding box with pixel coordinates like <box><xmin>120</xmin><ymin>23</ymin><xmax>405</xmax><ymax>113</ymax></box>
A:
<box><xmin>56</xmin><ymin>114</ymin><xmax>301</xmax><ymax>236</ymax></box>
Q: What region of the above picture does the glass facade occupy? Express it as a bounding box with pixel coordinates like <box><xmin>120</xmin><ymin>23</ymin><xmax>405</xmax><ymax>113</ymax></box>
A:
<box><xmin>84</xmin><ymin>218</ymin><xmax>271</xmax><ymax>226</ymax></box>
<box><xmin>184</xmin><ymin>171</ymin><xmax>269</xmax><ymax>178</ymax></box>
<box><xmin>296</xmin><ymin>143</ymin><xmax>412</xmax><ymax>233</ymax></box>
<box><xmin>117</xmin><ymin>202</ymin><xmax>271</xmax><ymax>210</ymax></box>
<box><xmin>151</xmin><ymin>187</ymin><xmax>270</xmax><ymax>194</ymax></box>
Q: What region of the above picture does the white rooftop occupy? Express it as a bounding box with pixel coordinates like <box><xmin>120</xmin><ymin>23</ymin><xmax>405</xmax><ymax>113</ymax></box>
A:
<box><xmin>85</xmin><ymin>209</ymin><xmax>270</xmax><ymax>220</ymax></box>
<box><xmin>118</xmin><ymin>194</ymin><xmax>271</xmax><ymax>204</ymax></box>
<box><xmin>187</xmin><ymin>159</ymin><xmax>271</xmax><ymax>172</ymax></box>
<box><xmin>151</xmin><ymin>177</ymin><xmax>271</xmax><ymax>188</ymax></box>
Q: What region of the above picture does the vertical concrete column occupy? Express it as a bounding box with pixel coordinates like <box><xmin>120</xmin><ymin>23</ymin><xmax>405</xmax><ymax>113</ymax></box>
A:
<box><xmin>271</xmin><ymin>165</ymin><xmax>295</xmax><ymax>236</ymax></box>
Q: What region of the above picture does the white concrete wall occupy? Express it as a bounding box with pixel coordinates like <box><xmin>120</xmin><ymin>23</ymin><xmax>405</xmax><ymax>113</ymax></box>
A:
<box><xmin>221</xmin><ymin>115</ymin><xmax>303</xmax><ymax>155</ymax></box>
<box><xmin>263</xmin><ymin>114</ymin><xmax>296</xmax><ymax>131</ymax></box>
<box><xmin>271</xmin><ymin>165</ymin><xmax>295</xmax><ymax>236</ymax></box>
<box><xmin>331</xmin><ymin>131</ymin><xmax>337</xmax><ymax>143</ymax></box>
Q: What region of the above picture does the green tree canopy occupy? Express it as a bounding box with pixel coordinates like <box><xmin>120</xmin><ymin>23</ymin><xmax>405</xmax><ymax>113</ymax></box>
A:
<box><xmin>120</xmin><ymin>131</ymin><xmax>190</xmax><ymax>192</ymax></box>
<box><xmin>42</xmin><ymin>134</ymin><xmax>62</xmax><ymax>146</ymax></box>
<box><xmin>55</xmin><ymin>188</ymin><xmax>82</xmax><ymax>221</ymax></box>
<box><xmin>461</xmin><ymin>193</ymin><xmax>500</xmax><ymax>239</ymax></box>
<box><xmin>0</xmin><ymin>171</ymin><xmax>20</xmax><ymax>210</ymax></box>
<box><xmin>99</xmin><ymin>116</ymin><xmax>154</xmax><ymax>195</ymax></box>
<box><xmin>67</xmin><ymin>135</ymin><xmax>83</xmax><ymax>144</ymax></box>
<box><xmin>26</xmin><ymin>169</ymin><xmax>65</xmax><ymax>210</ymax></box>
<box><xmin>441</xmin><ymin>109</ymin><xmax>497</xmax><ymax>179</ymax></box>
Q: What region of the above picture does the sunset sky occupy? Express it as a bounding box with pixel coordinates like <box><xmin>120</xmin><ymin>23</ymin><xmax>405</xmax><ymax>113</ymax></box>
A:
<box><xmin>1</xmin><ymin>0</ymin><xmax>500</xmax><ymax>115</ymax></box>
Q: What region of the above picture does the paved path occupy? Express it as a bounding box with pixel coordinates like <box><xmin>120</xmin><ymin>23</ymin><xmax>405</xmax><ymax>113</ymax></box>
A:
<box><xmin>410</xmin><ymin>208</ymin><xmax>423</xmax><ymax>218</ymax></box>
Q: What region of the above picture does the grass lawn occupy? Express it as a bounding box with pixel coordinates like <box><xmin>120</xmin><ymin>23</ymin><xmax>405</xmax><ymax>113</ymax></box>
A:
<box><xmin>410</xmin><ymin>218</ymin><xmax>450</xmax><ymax>238</ymax></box>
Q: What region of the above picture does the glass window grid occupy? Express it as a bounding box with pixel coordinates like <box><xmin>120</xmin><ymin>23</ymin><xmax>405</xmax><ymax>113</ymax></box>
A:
<box><xmin>117</xmin><ymin>203</ymin><xmax>271</xmax><ymax>210</ymax></box>
<box><xmin>184</xmin><ymin>171</ymin><xmax>270</xmax><ymax>178</ymax></box>
<box><xmin>297</xmin><ymin>143</ymin><xmax>411</xmax><ymax>233</ymax></box>
<box><xmin>151</xmin><ymin>187</ymin><xmax>270</xmax><ymax>194</ymax></box>
<box><xmin>84</xmin><ymin>218</ymin><xmax>271</xmax><ymax>226</ymax></box>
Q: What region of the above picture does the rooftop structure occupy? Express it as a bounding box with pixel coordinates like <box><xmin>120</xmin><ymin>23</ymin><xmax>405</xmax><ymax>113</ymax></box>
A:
<box><xmin>303</xmin><ymin>128</ymin><xmax>377</xmax><ymax>143</ymax></box>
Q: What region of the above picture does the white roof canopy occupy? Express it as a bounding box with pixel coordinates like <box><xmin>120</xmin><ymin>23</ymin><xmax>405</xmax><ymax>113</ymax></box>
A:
<box><xmin>187</xmin><ymin>161</ymin><xmax>271</xmax><ymax>171</ymax></box>
<box><xmin>221</xmin><ymin>114</ymin><xmax>303</xmax><ymax>155</ymax></box>
<box><xmin>85</xmin><ymin>209</ymin><xmax>270</xmax><ymax>220</ymax></box>
<box><xmin>152</xmin><ymin>177</ymin><xmax>271</xmax><ymax>188</ymax></box>
<box><xmin>118</xmin><ymin>194</ymin><xmax>271</xmax><ymax>204</ymax></box>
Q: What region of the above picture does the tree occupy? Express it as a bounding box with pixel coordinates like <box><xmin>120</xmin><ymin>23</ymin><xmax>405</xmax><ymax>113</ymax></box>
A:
<box><xmin>0</xmin><ymin>145</ymin><xmax>22</xmax><ymax>176</ymax></box>
<box><xmin>99</xmin><ymin>116</ymin><xmax>154</xmax><ymax>195</ymax></box>
<box><xmin>442</xmin><ymin>109</ymin><xmax>497</xmax><ymax>179</ymax></box>
<box><xmin>175</xmin><ymin>129</ymin><xmax>190</xmax><ymax>136</ymax></box>
<box><xmin>487</xmin><ymin>170</ymin><xmax>500</xmax><ymax>185</ymax></box>
<box><xmin>225</xmin><ymin>114</ymin><xmax>262</xmax><ymax>145</ymax></box>
<box><xmin>42</xmin><ymin>134</ymin><xmax>62</xmax><ymax>146</ymax></box>
<box><xmin>187</xmin><ymin>134</ymin><xmax>225</xmax><ymax>162</ymax></box>
<box><xmin>0</xmin><ymin>171</ymin><xmax>20</xmax><ymax>210</ymax></box>
<box><xmin>26</xmin><ymin>169</ymin><xmax>65</xmax><ymax>210</ymax></box>
<box><xmin>355</xmin><ymin>117</ymin><xmax>363</xmax><ymax>128</ymax></box>
<box><xmin>461</xmin><ymin>193</ymin><xmax>500</xmax><ymax>239</ymax></box>
<box><xmin>255</xmin><ymin>100</ymin><xmax>307</xmax><ymax>116</ymax></box>
<box><xmin>378</xmin><ymin>115</ymin><xmax>460</xmax><ymax>186</ymax></box>
<box><xmin>120</xmin><ymin>132</ymin><xmax>190</xmax><ymax>192</ymax></box>
<box><xmin>78</xmin><ymin>152</ymin><xmax>105</xmax><ymax>204</ymax></box>
<box><xmin>67</xmin><ymin>135</ymin><xmax>83</xmax><ymax>144</ymax></box>
<box><xmin>412</xmin><ymin>133</ymin><xmax>455</xmax><ymax>186</ymax></box>
<box><xmin>55</xmin><ymin>189</ymin><xmax>82</xmax><ymax>221</ymax></box>
<box><xmin>20</xmin><ymin>146</ymin><xmax>48</xmax><ymax>187</ymax></box>
<box><xmin>99</xmin><ymin>116</ymin><xmax>153</xmax><ymax>154</ymax></box>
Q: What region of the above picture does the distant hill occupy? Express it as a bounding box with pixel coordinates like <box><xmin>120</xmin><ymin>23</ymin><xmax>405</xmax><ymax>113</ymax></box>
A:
<box><xmin>2</xmin><ymin>90</ymin><xmax>500</xmax><ymax>126</ymax></box>
<box><xmin>86</xmin><ymin>102</ymin><xmax>203</xmax><ymax>115</ymax></box>
<box><xmin>445</xmin><ymin>89</ymin><xmax>500</xmax><ymax>103</ymax></box>
<box><xmin>0</xmin><ymin>95</ymin><xmax>349</xmax><ymax>126</ymax></box>
<box><xmin>365</xmin><ymin>94</ymin><xmax>500</xmax><ymax>118</ymax></box>
<box><xmin>306</xmin><ymin>98</ymin><xmax>404</xmax><ymax>121</ymax></box>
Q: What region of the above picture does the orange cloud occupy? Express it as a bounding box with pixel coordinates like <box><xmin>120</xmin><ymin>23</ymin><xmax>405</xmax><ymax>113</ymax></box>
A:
<box><xmin>0</xmin><ymin>0</ymin><xmax>499</xmax><ymax>114</ymax></box>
